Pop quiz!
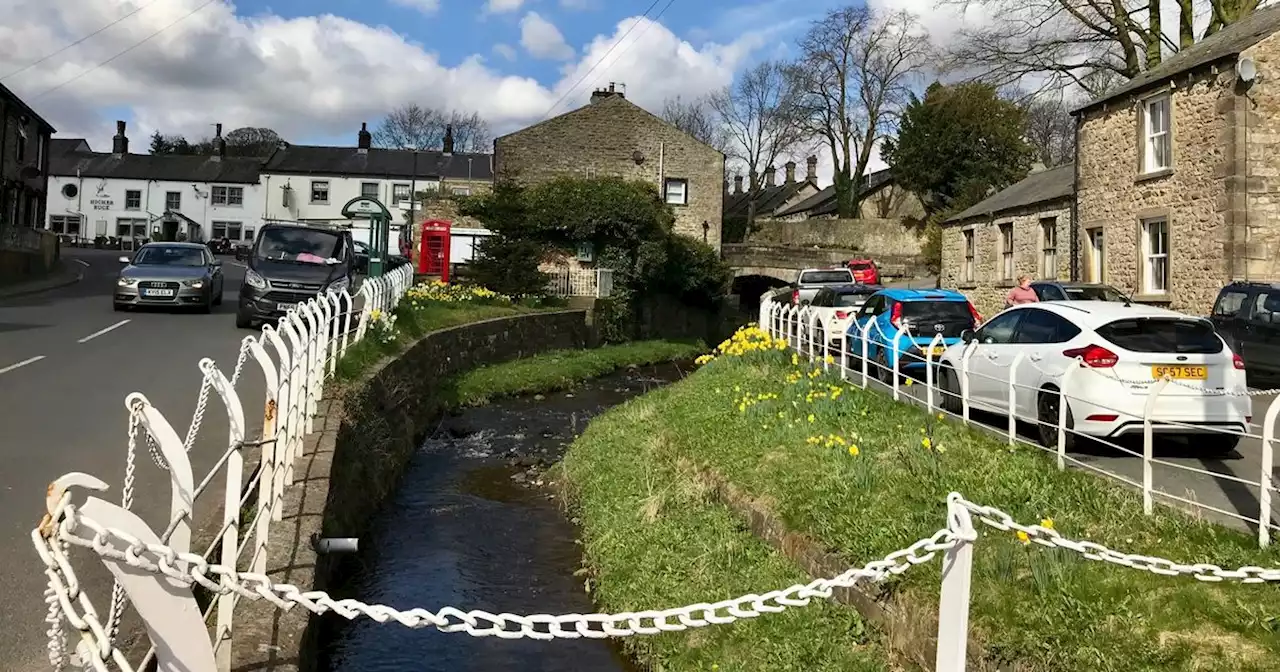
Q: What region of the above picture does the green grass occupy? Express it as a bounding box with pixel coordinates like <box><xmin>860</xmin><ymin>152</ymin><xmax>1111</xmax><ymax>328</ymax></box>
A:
<box><xmin>334</xmin><ymin>300</ymin><xmax>535</xmax><ymax>379</ymax></box>
<box><xmin>449</xmin><ymin>339</ymin><xmax>704</xmax><ymax>405</ymax></box>
<box><xmin>561</xmin><ymin>340</ymin><xmax>1280</xmax><ymax>672</ymax></box>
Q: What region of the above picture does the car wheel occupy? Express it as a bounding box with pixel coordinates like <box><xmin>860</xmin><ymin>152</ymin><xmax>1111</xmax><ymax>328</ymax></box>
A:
<box><xmin>1036</xmin><ymin>386</ymin><xmax>1074</xmax><ymax>451</ymax></box>
<box><xmin>939</xmin><ymin>366</ymin><xmax>962</xmax><ymax>414</ymax></box>
<box><xmin>235</xmin><ymin>308</ymin><xmax>254</xmax><ymax>329</ymax></box>
<box><xmin>1201</xmin><ymin>434</ymin><xmax>1241</xmax><ymax>457</ymax></box>
<box><xmin>874</xmin><ymin>348</ymin><xmax>893</xmax><ymax>384</ymax></box>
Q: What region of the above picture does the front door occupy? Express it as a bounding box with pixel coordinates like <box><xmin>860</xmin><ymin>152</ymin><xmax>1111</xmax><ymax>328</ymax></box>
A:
<box><xmin>1088</xmin><ymin>229</ymin><xmax>1105</xmax><ymax>283</ymax></box>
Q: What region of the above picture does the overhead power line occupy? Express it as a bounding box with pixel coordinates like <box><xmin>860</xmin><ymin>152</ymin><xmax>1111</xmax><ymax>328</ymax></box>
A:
<box><xmin>1</xmin><ymin>0</ymin><xmax>174</xmax><ymax>81</ymax></box>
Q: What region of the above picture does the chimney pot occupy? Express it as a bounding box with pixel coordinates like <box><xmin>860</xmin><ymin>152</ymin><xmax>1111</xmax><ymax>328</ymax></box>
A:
<box><xmin>733</xmin><ymin>175</ymin><xmax>743</xmax><ymax>194</ymax></box>
<box><xmin>805</xmin><ymin>155</ymin><xmax>817</xmax><ymax>182</ymax></box>
<box><xmin>764</xmin><ymin>166</ymin><xmax>776</xmax><ymax>188</ymax></box>
<box><xmin>357</xmin><ymin>122</ymin><xmax>371</xmax><ymax>151</ymax></box>
<box><xmin>112</xmin><ymin>120</ymin><xmax>128</xmax><ymax>155</ymax></box>
<box><xmin>443</xmin><ymin>124</ymin><xmax>454</xmax><ymax>154</ymax></box>
<box><xmin>784</xmin><ymin>161</ymin><xmax>796</xmax><ymax>184</ymax></box>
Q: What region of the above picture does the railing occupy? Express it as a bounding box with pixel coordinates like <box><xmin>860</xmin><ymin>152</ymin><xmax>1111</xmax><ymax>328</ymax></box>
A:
<box><xmin>546</xmin><ymin>267</ymin><xmax>613</xmax><ymax>298</ymax></box>
<box><xmin>30</xmin><ymin>264</ymin><xmax>412</xmax><ymax>672</ymax></box>
<box><xmin>29</xmin><ymin>278</ymin><xmax>1280</xmax><ymax>672</ymax></box>
<box><xmin>758</xmin><ymin>294</ymin><xmax>1280</xmax><ymax>548</ymax></box>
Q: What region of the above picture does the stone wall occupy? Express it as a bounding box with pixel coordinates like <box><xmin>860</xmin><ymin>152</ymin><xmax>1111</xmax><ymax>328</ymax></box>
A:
<box><xmin>941</xmin><ymin>200</ymin><xmax>1072</xmax><ymax>317</ymax></box>
<box><xmin>231</xmin><ymin>310</ymin><xmax>590</xmax><ymax>672</ymax></box>
<box><xmin>1241</xmin><ymin>33</ymin><xmax>1280</xmax><ymax>283</ymax></box>
<box><xmin>494</xmin><ymin>94</ymin><xmax>724</xmax><ymax>251</ymax></box>
<box><xmin>748</xmin><ymin>218</ymin><xmax>923</xmax><ymax>256</ymax></box>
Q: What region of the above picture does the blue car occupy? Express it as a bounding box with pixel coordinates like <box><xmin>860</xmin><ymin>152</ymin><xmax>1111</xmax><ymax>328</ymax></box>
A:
<box><xmin>846</xmin><ymin>288</ymin><xmax>981</xmax><ymax>381</ymax></box>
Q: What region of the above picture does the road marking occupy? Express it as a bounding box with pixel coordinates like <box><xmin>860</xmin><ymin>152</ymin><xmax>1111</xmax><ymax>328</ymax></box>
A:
<box><xmin>78</xmin><ymin>319</ymin><xmax>130</xmax><ymax>343</ymax></box>
<box><xmin>73</xmin><ymin>259</ymin><xmax>90</xmax><ymax>267</ymax></box>
<box><xmin>0</xmin><ymin>355</ymin><xmax>45</xmax><ymax>375</ymax></box>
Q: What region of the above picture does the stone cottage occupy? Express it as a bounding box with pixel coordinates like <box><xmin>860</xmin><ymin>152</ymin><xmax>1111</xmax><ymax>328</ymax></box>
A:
<box><xmin>494</xmin><ymin>84</ymin><xmax>725</xmax><ymax>251</ymax></box>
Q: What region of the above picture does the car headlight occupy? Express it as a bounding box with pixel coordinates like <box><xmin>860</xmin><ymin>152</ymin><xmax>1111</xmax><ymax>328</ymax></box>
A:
<box><xmin>326</xmin><ymin>277</ymin><xmax>350</xmax><ymax>294</ymax></box>
<box><xmin>182</xmin><ymin>279</ymin><xmax>204</xmax><ymax>288</ymax></box>
<box><xmin>117</xmin><ymin>277</ymin><xmax>138</xmax><ymax>287</ymax></box>
<box><xmin>244</xmin><ymin>269</ymin><xmax>266</xmax><ymax>290</ymax></box>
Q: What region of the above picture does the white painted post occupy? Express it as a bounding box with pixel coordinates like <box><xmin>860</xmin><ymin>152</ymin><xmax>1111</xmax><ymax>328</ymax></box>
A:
<box><xmin>1007</xmin><ymin>351</ymin><xmax>1025</xmax><ymax>445</ymax></box>
<box><xmin>245</xmin><ymin>336</ymin><xmax>279</xmax><ymax>572</ymax></box>
<box><xmin>1142</xmin><ymin>377</ymin><xmax>1170</xmax><ymax>515</ymax></box>
<box><xmin>892</xmin><ymin>326</ymin><xmax>910</xmax><ymax>401</ymax></box>
<box><xmin>1057</xmin><ymin>363</ymin><xmax>1077</xmax><ymax>471</ymax></box>
<box><xmin>199</xmin><ymin>359</ymin><xmax>245</xmax><ymax>672</ymax></box>
<box><xmin>926</xmin><ymin>333</ymin><xmax>944</xmax><ymax>414</ymax></box>
<box><xmin>960</xmin><ymin>343</ymin><xmax>975</xmax><ymax>426</ymax></box>
<box><xmin>758</xmin><ymin>295</ymin><xmax>770</xmax><ymax>329</ymax></box>
<box><xmin>1261</xmin><ymin>394</ymin><xmax>1280</xmax><ymax>547</ymax></box>
<box><xmin>125</xmin><ymin>393</ymin><xmax>195</xmax><ymax>558</ymax></box>
<box><xmin>277</xmin><ymin>317</ymin><xmax>304</xmax><ymax>486</ymax></box>
<box><xmin>807</xmin><ymin>308</ymin><xmax>819</xmax><ymax>361</ymax></box>
<box><xmin>936</xmin><ymin>493</ymin><xmax>976</xmax><ymax>672</ymax></box>
<box><xmin>299</xmin><ymin>303</ymin><xmax>320</xmax><ymax>434</ymax></box>
<box><xmin>860</xmin><ymin>319</ymin><xmax>873</xmax><ymax>389</ymax></box>
<box><xmin>339</xmin><ymin>290</ymin><xmax>354</xmax><ymax>358</ymax></box>
<box><xmin>838</xmin><ymin>328</ymin><xmax>848</xmax><ymax>381</ymax></box>
<box><xmin>262</xmin><ymin>325</ymin><xmax>291</xmax><ymax>521</ymax></box>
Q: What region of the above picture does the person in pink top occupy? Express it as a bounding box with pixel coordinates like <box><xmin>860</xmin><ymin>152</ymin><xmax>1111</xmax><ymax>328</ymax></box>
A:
<box><xmin>1005</xmin><ymin>275</ymin><xmax>1039</xmax><ymax>307</ymax></box>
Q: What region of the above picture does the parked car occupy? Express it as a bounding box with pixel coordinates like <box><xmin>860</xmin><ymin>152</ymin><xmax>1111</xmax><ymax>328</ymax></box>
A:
<box><xmin>846</xmin><ymin>288</ymin><xmax>981</xmax><ymax>382</ymax></box>
<box><xmin>1210</xmin><ymin>280</ymin><xmax>1280</xmax><ymax>373</ymax></box>
<box><xmin>1031</xmin><ymin>281</ymin><xmax>1130</xmax><ymax>302</ymax></box>
<box><xmin>791</xmin><ymin>268</ymin><xmax>856</xmax><ymax>305</ymax></box>
<box><xmin>845</xmin><ymin>258</ymin><xmax>880</xmax><ymax>285</ymax></box>
<box><xmin>799</xmin><ymin>284</ymin><xmax>882</xmax><ymax>351</ymax></box>
<box><xmin>206</xmin><ymin>237</ymin><xmax>233</xmax><ymax>255</ymax></box>
<box><xmin>936</xmin><ymin>301</ymin><xmax>1248</xmax><ymax>454</ymax></box>
<box><xmin>236</xmin><ymin>223</ymin><xmax>355</xmax><ymax>329</ymax></box>
<box><xmin>114</xmin><ymin>242</ymin><xmax>225</xmax><ymax>313</ymax></box>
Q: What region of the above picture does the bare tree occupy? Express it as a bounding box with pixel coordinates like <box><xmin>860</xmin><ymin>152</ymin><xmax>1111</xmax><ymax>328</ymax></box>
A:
<box><xmin>708</xmin><ymin>61</ymin><xmax>808</xmax><ymax>225</ymax></box>
<box><xmin>790</xmin><ymin>7</ymin><xmax>930</xmax><ymax>218</ymax></box>
<box><xmin>942</xmin><ymin>0</ymin><xmax>1262</xmax><ymax>98</ymax></box>
<box><xmin>1020</xmin><ymin>94</ymin><xmax>1076</xmax><ymax>167</ymax></box>
<box><xmin>373</xmin><ymin>104</ymin><xmax>492</xmax><ymax>152</ymax></box>
<box><xmin>661</xmin><ymin>95</ymin><xmax>727</xmax><ymax>153</ymax></box>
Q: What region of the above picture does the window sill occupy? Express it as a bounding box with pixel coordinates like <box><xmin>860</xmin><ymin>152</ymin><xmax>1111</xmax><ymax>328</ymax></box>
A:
<box><xmin>1136</xmin><ymin>168</ymin><xmax>1173</xmax><ymax>183</ymax></box>
<box><xmin>1132</xmin><ymin>293</ymin><xmax>1172</xmax><ymax>304</ymax></box>
<box><xmin>956</xmin><ymin>283</ymin><xmax>978</xmax><ymax>290</ymax></box>
<box><xmin>995</xmin><ymin>281</ymin><xmax>1016</xmax><ymax>288</ymax></box>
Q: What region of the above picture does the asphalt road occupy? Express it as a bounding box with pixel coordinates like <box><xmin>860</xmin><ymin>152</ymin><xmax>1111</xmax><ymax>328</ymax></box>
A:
<box><xmin>0</xmin><ymin>248</ymin><xmax>268</xmax><ymax>671</ymax></box>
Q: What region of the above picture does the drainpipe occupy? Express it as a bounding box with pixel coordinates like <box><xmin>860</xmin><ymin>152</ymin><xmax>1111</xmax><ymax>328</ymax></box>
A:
<box><xmin>1070</xmin><ymin>114</ymin><xmax>1081</xmax><ymax>282</ymax></box>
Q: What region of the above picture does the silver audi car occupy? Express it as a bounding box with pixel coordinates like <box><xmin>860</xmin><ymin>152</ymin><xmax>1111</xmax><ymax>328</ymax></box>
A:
<box><xmin>114</xmin><ymin>242</ymin><xmax>225</xmax><ymax>312</ymax></box>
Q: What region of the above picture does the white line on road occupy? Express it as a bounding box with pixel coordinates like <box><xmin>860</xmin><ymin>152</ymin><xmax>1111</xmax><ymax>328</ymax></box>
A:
<box><xmin>0</xmin><ymin>356</ymin><xmax>45</xmax><ymax>375</ymax></box>
<box><xmin>73</xmin><ymin>259</ymin><xmax>90</xmax><ymax>267</ymax></box>
<box><xmin>78</xmin><ymin>319</ymin><xmax>130</xmax><ymax>343</ymax></box>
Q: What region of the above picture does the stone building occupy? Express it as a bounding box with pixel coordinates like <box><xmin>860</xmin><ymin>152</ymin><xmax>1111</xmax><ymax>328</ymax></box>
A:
<box><xmin>1</xmin><ymin>82</ymin><xmax>55</xmax><ymax>235</ymax></box>
<box><xmin>494</xmin><ymin>84</ymin><xmax>725</xmax><ymax>250</ymax></box>
<box><xmin>1073</xmin><ymin>5</ymin><xmax>1280</xmax><ymax>313</ymax></box>
<box><xmin>724</xmin><ymin>158</ymin><xmax>821</xmax><ymax>225</ymax></box>
<box><xmin>941</xmin><ymin>164</ymin><xmax>1074</xmax><ymax>316</ymax></box>
<box><xmin>771</xmin><ymin>168</ymin><xmax>925</xmax><ymax>222</ymax></box>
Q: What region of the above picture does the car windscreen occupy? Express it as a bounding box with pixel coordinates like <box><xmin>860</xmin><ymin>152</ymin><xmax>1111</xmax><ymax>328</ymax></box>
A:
<box><xmin>1063</xmin><ymin>285</ymin><xmax>1127</xmax><ymax>301</ymax></box>
<box><xmin>799</xmin><ymin>270</ymin><xmax>853</xmax><ymax>284</ymax></box>
<box><xmin>255</xmin><ymin>227</ymin><xmax>340</xmax><ymax>265</ymax></box>
<box><xmin>1096</xmin><ymin>318</ymin><xmax>1223</xmax><ymax>354</ymax></box>
<box><xmin>902</xmin><ymin>300</ymin><xmax>973</xmax><ymax>322</ymax></box>
<box><xmin>133</xmin><ymin>246</ymin><xmax>206</xmax><ymax>266</ymax></box>
<box><xmin>833</xmin><ymin>290</ymin><xmax>875</xmax><ymax>307</ymax></box>
<box><xmin>849</xmin><ymin>262</ymin><xmax>873</xmax><ymax>270</ymax></box>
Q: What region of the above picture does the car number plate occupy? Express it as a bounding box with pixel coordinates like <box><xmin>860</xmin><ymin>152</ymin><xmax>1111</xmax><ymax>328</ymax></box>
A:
<box><xmin>930</xmin><ymin>346</ymin><xmax>946</xmax><ymax>357</ymax></box>
<box><xmin>142</xmin><ymin>288</ymin><xmax>174</xmax><ymax>297</ymax></box>
<box><xmin>277</xmin><ymin>302</ymin><xmax>296</xmax><ymax>311</ymax></box>
<box><xmin>1151</xmin><ymin>365</ymin><xmax>1206</xmax><ymax>380</ymax></box>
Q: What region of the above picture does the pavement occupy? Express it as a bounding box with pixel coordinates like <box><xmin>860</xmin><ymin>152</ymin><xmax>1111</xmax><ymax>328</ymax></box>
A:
<box><xmin>0</xmin><ymin>259</ymin><xmax>85</xmax><ymax>300</ymax></box>
<box><xmin>0</xmin><ymin>248</ymin><xmax>268</xmax><ymax>671</ymax></box>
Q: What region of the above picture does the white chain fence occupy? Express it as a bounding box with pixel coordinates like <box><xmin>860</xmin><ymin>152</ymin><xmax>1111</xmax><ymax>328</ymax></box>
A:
<box><xmin>761</xmin><ymin>294</ymin><xmax>1280</xmax><ymax>547</ymax></box>
<box><xmin>31</xmin><ymin>264</ymin><xmax>412</xmax><ymax>672</ymax></box>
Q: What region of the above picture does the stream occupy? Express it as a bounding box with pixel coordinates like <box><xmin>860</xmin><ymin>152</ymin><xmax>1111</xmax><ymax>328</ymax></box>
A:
<box><xmin>324</xmin><ymin>361</ymin><xmax>691</xmax><ymax>671</ymax></box>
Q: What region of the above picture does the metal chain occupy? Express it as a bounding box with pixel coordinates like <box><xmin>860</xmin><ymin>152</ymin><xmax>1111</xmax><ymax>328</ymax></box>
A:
<box><xmin>181</xmin><ymin>378</ymin><xmax>211</xmax><ymax>453</ymax></box>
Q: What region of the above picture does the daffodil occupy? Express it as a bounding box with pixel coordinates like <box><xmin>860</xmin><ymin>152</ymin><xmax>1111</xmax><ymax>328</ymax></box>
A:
<box><xmin>1040</xmin><ymin>518</ymin><xmax>1054</xmax><ymax>530</ymax></box>
<box><xmin>1016</xmin><ymin>530</ymin><xmax>1030</xmax><ymax>545</ymax></box>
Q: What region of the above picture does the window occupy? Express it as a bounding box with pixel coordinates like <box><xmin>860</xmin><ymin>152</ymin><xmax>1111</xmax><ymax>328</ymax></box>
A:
<box><xmin>664</xmin><ymin>178</ymin><xmax>688</xmax><ymax>205</ymax></box>
<box><xmin>977</xmin><ymin>311</ymin><xmax>1023</xmax><ymax>344</ymax></box>
<box><xmin>49</xmin><ymin>215</ymin><xmax>81</xmax><ymax>235</ymax></box>
<box><xmin>1012</xmin><ymin>309</ymin><xmax>1080</xmax><ymax>344</ymax></box>
<box><xmin>998</xmin><ymin>222</ymin><xmax>1014</xmax><ymax>280</ymax></box>
<box><xmin>392</xmin><ymin>183</ymin><xmax>411</xmax><ymax>204</ymax></box>
<box><xmin>243</xmin><ymin>227</ymin><xmax>255</xmax><ymax>242</ymax></box>
<box><xmin>1213</xmin><ymin>290</ymin><xmax>1249</xmax><ymax>317</ymax></box>
<box><xmin>116</xmin><ymin>218</ymin><xmax>146</xmax><ymax>237</ymax></box>
<box><xmin>165</xmin><ymin>191</ymin><xmax>181</xmax><ymax>211</ymax></box>
<box><xmin>1250</xmin><ymin>291</ymin><xmax>1280</xmax><ymax>325</ymax></box>
<box><xmin>125</xmin><ymin>190</ymin><xmax>141</xmax><ymax>210</ymax></box>
<box><xmin>211</xmin><ymin>221</ymin><xmax>242</xmax><ymax>239</ymax></box>
<box><xmin>799</xmin><ymin>270</ymin><xmax>854</xmax><ymax>284</ymax></box>
<box><xmin>211</xmin><ymin>186</ymin><xmax>243</xmax><ymax>206</ymax></box>
<box><xmin>361</xmin><ymin>182</ymin><xmax>378</xmax><ymax>199</ymax></box>
<box><xmin>37</xmin><ymin>135</ymin><xmax>44</xmax><ymax>169</ymax></box>
<box><xmin>1141</xmin><ymin>216</ymin><xmax>1169</xmax><ymax>294</ymax></box>
<box><xmin>1142</xmin><ymin>95</ymin><xmax>1171</xmax><ymax>173</ymax></box>
<box><xmin>1087</xmin><ymin>228</ymin><xmax>1105</xmax><ymax>282</ymax></box>
<box><xmin>1096</xmin><ymin>318</ymin><xmax>1221</xmax><ymax>354</ymax></box>
<box><xmin>1040</xmin><ymin>218</ymin><xmax>1057</xmax><ymax>279</ymax></box>
<box><xmin>15</xmin><ymin>128</ymin><xmax>25</xmax><ymax>162</ymax></box>
<box><xmin>452</xmin><ymin>186</ymin><xmax>471</xmax><ymax>196</ymax></box>
<box><xmin>962</xmin><ymin>229</ymin><xmax>975</xmax><ymax>282</ymax></box>
<box><xmin>311</xmin><ymin>181</ymin><xmax>329</xmax><ymax>203</ymax></box>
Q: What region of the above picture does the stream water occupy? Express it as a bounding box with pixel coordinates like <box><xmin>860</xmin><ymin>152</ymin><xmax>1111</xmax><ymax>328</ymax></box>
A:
<box><xmin>324</xmin><ymin>362</ymin><xmax>691</xmax><ymax>671</ymax></box>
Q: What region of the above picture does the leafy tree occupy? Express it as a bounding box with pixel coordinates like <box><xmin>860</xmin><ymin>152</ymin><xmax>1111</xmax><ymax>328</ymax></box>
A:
<box><xmin>148</xmin><ymin>127</ymin><xmax>284</xmax><ymax>157</ymax></box>
<box><xmin>881</xmin><ymin>81</ymin><xmax>1034</xmax><ymax>216</ymax></box>
<box><xmin>467</xmin><ymin>236</ymin><xmax>551</xmax><ymax>297</ymax></box>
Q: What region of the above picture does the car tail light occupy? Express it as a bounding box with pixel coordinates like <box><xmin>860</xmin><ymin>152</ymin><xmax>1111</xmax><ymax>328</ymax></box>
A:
<box><xmin>1063</xmin><ymin>344</ymin><xmax>1119</xmax><ymax>368</ymax></box>
<box><xmin>792</xmin><ymin>289</ymin><xmax>799</xmax><ymax>305</ymax></box>
<box><xmin>967</xmin><ymin>301</ymin><xmax>982</xmax><ymax>326</ymax></box>
<box><xmin>835</xmin><ymin>310</ymin><xmax>849</xmax><ymax>319</ymax></box>
<box><xmin>890</xmin><ymin>302</ymin><xmax>902</xmax><ymax>328</ymax></box>
<box><xmin>1234</xmin><ymin>353</ymin><xmax>1246</xmax><ymax>370</ymax></box>
<box><xmin>1086</xmin><ymin>414</ymin><xmax>1118</xmax><ymax>421</ymax></box>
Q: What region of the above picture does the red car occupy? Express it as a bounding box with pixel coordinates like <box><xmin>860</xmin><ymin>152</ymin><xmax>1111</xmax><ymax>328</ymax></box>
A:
<box><xmin>846</xmin><ymin>258</ymin><xmax>879</xmax><ymax>284</ymax></box>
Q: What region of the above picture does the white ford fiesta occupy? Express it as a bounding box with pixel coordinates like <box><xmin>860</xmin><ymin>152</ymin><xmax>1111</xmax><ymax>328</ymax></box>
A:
<box><xmin>935</xmin><ymin>301</ymin><xmax>1250</xmax><ymax>454</ymax></box>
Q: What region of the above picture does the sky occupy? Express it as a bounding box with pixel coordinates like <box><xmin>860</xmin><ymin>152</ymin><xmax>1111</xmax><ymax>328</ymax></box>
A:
<box><xmin>0</xmin><ymin>0</ymin><xmax>998</xmax><ymax>186</ymax></box>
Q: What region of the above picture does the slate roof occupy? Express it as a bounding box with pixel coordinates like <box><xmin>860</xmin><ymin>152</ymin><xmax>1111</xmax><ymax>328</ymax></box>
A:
<box><xmin>263</xmin><ymin>145</ymin><xmax>493</xmax><ymax>181</ymax></box>
<box><xmin>945</xmin><ymin>163</ymin><xmax>1075</xmax><ymax>223</ymax></box>
<box><xmin>1074</xmin><ymin>4</ymin><xmax>1280</xmax><ymax>113</ymax></box>
<box><xmin>768</xmin><ymin>168</ymin><xmax>895</xmax><ymax>218</ymax></box>
<box><xmin>49</xmin><ymin>149</ymin><xmax>264</xmax><ymax>184</ymax></box>
<box><xmin>0</xmin><ymin>82</ymin><xmax>54</xmax><ymax>133</ymax></box>
<box><xmin>724</xmin><ymin>179</ymin><xmax>816</xmax><ymax>218</ymax></box>
<box><xmin>50</xmin><ymin>138</ymin><xmax>90</xmax><ymax>155</ymax></box>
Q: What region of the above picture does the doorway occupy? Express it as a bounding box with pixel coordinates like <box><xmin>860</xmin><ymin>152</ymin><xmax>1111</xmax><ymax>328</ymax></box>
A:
<box><xmin>1087</xmin><ymin>228</ymin><xmax>1105</xmax><ymax>282</ymax></box>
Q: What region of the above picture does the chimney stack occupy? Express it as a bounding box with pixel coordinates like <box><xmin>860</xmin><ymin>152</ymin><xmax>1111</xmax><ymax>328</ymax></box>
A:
<box><xmin>805</xmin><ymin>155</ymin><xmax>817</xmax><ymax>182</ymax></box>
<box><xmin>590</xmin><ymin>82</ymin><xmax>625</xmax><ymax>104</ymax></box>
<box><xmin>357</xmin><ymin>122</ymin><xmax>371</xmax><ymax>152</ymax></box>
<box><xmin>784</xmin><ymin>161</ymin><xmax>796</xmax><ymax>184</ymax></box>
<box><xmin>443</xmin><ymin>124</ymin><xmax>454</xmax><ymax>154</ymax></box>
<box><xmin>733</xmin><ymin>175</ymin><xmax>743</xmax><ymax>194</ymax></box>
<box><xmin>212</xmin><ymin>123</ymin><xmax>226</xmax><ymax>159</ymax></box>
<box><xmin>764</xmin><ymin>165</ymin><xmax>776</xmax><ymax>188</ymax></box>
<box><xmin>112</xmin><ymin>120</ymin><xmax>128</xmax><ymax>155</ymax></box>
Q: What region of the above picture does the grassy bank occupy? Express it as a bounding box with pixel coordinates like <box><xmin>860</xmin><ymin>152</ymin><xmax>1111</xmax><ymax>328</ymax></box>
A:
<box><xmin>562</xmin><ymin>326</ymin><xmax>1280</xmax><ymax>672</ymax></box>
<box><xmin>450</xmin><ymin>339</ymin><xmax>703</xmax><ymax>405</ymax></box>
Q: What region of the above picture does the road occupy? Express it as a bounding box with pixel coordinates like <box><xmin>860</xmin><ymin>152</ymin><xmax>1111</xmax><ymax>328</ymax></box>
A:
<box><xmin>0</xmin><ymin>248</ymin><xmax>267</xmax><ymax>671</ymax></box>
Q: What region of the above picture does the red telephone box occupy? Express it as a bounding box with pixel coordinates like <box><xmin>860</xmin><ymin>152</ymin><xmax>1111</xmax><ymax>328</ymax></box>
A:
<box><xmin>418</xmin><ymin>219</ymin><xmax>452</xmax><ymax>282</ymax></box>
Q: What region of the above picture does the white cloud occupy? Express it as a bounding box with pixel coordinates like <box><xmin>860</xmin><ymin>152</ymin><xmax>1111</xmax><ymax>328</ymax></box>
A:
<box><xmin>520</xmin><ymin>12</ymin><xmax>575</xmax><ymax>60</ymax></box>
<box><xmin>0</xmin><ymin>0</ymin><xmax>759</xmax><ymax>151</ymax></box>
<box><xmin>483</xmin><ymin>0</ymin><xmax>525</xmax><ymax>14</ymax></box>
<box><xmin>492</xmin><ymin>43</ymin><xmax>518</xmax><ymax>61</ymax></box>
<box><xmin>389</xmin><ymin>0</ymin><xmax>440</xmax><ymax>14</ymax></box>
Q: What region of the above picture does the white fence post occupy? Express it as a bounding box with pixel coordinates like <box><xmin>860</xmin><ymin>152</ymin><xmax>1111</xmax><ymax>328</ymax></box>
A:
<box><xmin>1007</xmin><ymin>352</ymin><xmax>1025</xmax><ymax>445</ymax></box>
<box><xmin>1142</xmin><ymin>377</ymin><xmax>1170</xmax><ymax>516</ymax></box>
<box><xmin>1262</xmin><ymin>394</ymin><xmax>1280</xmax><ymax>547</ymax></box>
<box><xmin>926</xmin><ymin>334</ymin><xmax>944</xmax><ymax>414</ymax></box>
<box><xmin>125</xmin><ymin>393</ymin><xmax>195</xmax><ymax>558</ymax></box>
<box><xmin>860</xmin><ymin>319</ymin><xmax>873</xmax><ymax>389</ymax></box>
<box><xmin>245</xmin><ymin>336</ymin><xmax>279</xmax><ymax>572</ymax></box>
<box><xmin>807</xmin><ymin>309</ymin><xmax>818</xmax><ymax>361</ymax></box>
<box><xmin>838</xmin><ymin>329</ymin><xmax>848</xmax><ymax>381</ymax></box>
<box><xmin>960</xmin><ymin>343</ymin><xmax>975</xmax><ymax>426</ymax></box>
<box><xmin>198</xmin><ymin>358</ymin><xmax>245</xmax><ymax>672</ymax></box>
<box><xmin>262</xmin><ymin>325</ymin><xmax>291</xmax><ymax>520</ymax></box>
<box><xmin>1057</xmin><ymin>364</ymin><xmax>1077</xmax><ymax>471</ymax></box>
<box><xmin>891</xmin><ymin>326</ymin><xmax>910</xmax><ymax>401</ymax></box>
<box><xmin>936</xmin><ymin>492</ymin><xmax>976</xmax><ymax>672</ymax></box>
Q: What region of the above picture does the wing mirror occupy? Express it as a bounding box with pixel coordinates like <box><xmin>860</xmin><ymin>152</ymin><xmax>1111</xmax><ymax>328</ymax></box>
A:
<box><xmin>961</xmin><ymin>329</ymin><xmax>976</xmax><ymax>344</ymax></box>
<box><xmin>212</xmin><ymin>258</ymin><xmax>222</xmax><ymax>266</ymax></box>
<box><xmin>118</xmin><ymin>255</ymin><xmax>130</xmax><ymax>264</ymax></box>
